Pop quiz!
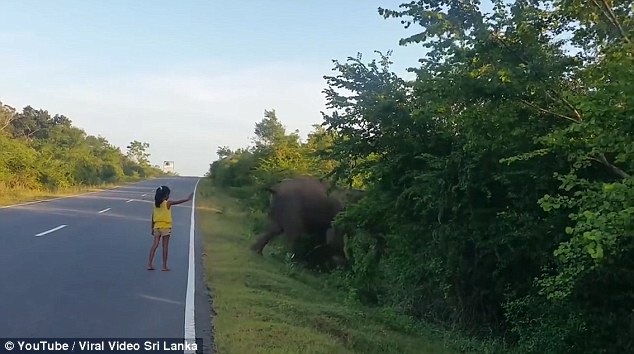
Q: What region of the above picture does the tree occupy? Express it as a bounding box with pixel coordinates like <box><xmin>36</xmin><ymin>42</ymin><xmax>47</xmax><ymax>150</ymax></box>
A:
<box><xmin>0</xmin><ymin>102</ymin><xmax>16</xmax><ymax>134</ymax></box>
<box><xmin>126</xmin><ymin>140</ymin><xmax>151</xmax><ymax>166</ymax></box>
<box><xmin>10</xmin><ymin>105</ymin><xmax>71</xmax><ymax>140</ymax></box>
<box><xmin>252</xmin><ymin>109</ymin><xmax>287</xmax><ymax>148</ymax></box>
<box><xmin>216</xmin><ymin>146</ymin><xmax>233</xmax><ymax>159</ymax></box>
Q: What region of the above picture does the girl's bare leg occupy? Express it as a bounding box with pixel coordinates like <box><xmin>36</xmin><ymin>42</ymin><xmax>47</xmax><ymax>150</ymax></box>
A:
<box><xmin>162</xmin><ymin>235</ymin><xmax>171</xmax><ymax>271</ymax></box>
<box><xmin>148</xmin><ymin>235</ymin><xmax>161</xmax><ymax>270</ymax></box>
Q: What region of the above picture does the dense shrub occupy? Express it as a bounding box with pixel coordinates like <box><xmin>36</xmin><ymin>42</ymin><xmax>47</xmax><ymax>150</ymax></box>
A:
<box><xmin>208</xmin><ymin>1</ymin><xmax>634</xmax><ymax>352</ymax></box>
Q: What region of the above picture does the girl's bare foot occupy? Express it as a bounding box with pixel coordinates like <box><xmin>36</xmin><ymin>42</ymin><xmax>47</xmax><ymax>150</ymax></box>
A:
<box><xmin>147</xmin><ymin>265</ymin><xmax>155</xmax><ymax>270</ymax></box>
<box><xmin>162</xmin><ymin>267</ymin><xmax>170</xmax><ymax>271</ymax></box>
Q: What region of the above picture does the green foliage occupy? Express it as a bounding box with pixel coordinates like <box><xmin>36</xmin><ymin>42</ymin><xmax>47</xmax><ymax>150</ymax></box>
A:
<box><xmin>207</xmin><ymin>1</ymin><xmax>634</xmax><ymax>352</ymax></box>
<box><xmin>126</xmin><ymin>140</ymin><xmax>151</xmax><ymax>166</ymax></box>
<box><xmin>207</xmin><ymin>109</ymin><xmax>340</xmax><ymax>211</ymax></box>
<box><xmin>0</xmin><ymin>133</ymin><xmax>39</xmax><ymax>188</ymax></box>
<box><xmin>0</xmin><ymin>100</ymin><xmax>162</xmax><ymax>191</ymax></box>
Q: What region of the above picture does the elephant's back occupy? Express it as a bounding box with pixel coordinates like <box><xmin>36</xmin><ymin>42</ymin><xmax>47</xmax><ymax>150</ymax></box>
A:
<box><xmin>271</xmin><ymin>177</ymin><xmax>340</xmax><ymax>230</ymax></box>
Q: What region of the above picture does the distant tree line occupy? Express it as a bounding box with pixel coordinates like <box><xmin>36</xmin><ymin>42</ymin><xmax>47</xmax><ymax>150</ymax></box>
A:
<box><xmin>0</xmin><ymin>101</ymin><xmax>163</xmax><ymax>190</ymax></box>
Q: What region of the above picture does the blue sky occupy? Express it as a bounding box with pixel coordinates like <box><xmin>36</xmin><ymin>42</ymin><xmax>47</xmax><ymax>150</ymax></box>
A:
<box><xmin>0</xmin><ymin>1</ymin><xmax>470</xmax><ymax>176</ymax></box>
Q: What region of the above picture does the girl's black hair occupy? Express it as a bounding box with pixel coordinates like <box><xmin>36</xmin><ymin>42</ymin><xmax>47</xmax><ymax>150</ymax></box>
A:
<box><xmin>154</xmin><ymin>185</ymin><xmax>171</xmax><ymax>207</ymax></box>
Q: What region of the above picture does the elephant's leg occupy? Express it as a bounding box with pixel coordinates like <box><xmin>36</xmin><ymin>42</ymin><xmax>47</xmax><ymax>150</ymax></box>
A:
<box><xmin>250</xmin><ymin>222</ymin><xmax>282</xmax><ymax>255</ymax></box>
<box><xmin>326</xmin><ymin>227</ymin><xmax>347</xmax><ymax>267</ymax></box>
<box><xmin>325</xmin><ymin>228</ymin><xmax>337</xmax><ymax>247</ymax></box>
<box><xmin>283</xmin><ymin>222</ymin><xmax>303</xmax><ymax>256</ymax></box>
<box><xmin>332</xmin><ymin>254</ymin><xmax>346</xmax><ymax>267</ymax></box>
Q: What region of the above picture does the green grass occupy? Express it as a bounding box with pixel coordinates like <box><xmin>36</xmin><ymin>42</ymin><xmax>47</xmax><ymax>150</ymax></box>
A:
<box><xmin>197</xmin><ymin>179</ymin><xmax>484</xmax><ymax>354</ymax></box>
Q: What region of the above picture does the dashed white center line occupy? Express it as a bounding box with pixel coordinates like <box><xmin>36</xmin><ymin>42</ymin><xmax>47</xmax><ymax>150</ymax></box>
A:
<box><xmin>98</xmin><ymin>208</ymin><xmax>111</xmax><ymax>214</ymax></box>
<box><xmin>126</xmin><ymin>199</ymin><xmax>133</xmax><ymax>203</ymax></box>
<box><xmin>35</xmin><ymin>225</ymin><xmax>67</xmax><ymax>237</ymax></box>
<box><xmin>141</xmin><ymin>194</ymin><xmax>147</xmax><ymax>197</ymax></box>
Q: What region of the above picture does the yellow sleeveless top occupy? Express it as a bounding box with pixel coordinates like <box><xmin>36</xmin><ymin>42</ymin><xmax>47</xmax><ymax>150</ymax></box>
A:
<box><xmin>153</xmin><ymin>200</ymin><xmax>172</xmax><ymax>229</ymax></box>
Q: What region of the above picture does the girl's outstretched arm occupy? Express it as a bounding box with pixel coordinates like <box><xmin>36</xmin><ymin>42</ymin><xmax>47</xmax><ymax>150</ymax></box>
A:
<box><xmin>167</xmin><ymin>193</ymin><xmax>194</xmax><ymax>207</ymax></box>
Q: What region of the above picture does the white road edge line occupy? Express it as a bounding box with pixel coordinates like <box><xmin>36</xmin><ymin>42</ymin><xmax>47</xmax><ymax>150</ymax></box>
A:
<box><xmin>0</xmin><ymin>183</ymin><xmax>129</xmax><ymax>210</ymax></box>
<box><xmin>0</xmin><ymin>191</ymin><xmax>97</xmax><ymax>209</ymax></box>
<box><xmin>184</xmin><ymin>178</ymin><xmax>201</xmax><ymax>353</ymax></box>
<box><xmin>98</xmin><ymin>208</ymin><xmax>111</xmax><ymax>214</ymax></box>
<box><xmin>35</xmin><ymin>225</ymin><xmax>67</xmax><ymax>237</ymax></box>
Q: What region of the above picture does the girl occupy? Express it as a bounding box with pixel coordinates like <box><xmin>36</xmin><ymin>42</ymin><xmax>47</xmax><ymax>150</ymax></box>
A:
<box><xmin>148</xmin><ymin>185</ymin><xmax>193</xmax><ymax>271</ymax></box>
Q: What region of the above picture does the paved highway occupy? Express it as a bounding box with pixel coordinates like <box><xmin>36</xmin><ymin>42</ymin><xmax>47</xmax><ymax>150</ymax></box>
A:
<box><xmin>0</xmin><ymin>177</ymin><xmax>214</xmax><ymax>352</ymax></box>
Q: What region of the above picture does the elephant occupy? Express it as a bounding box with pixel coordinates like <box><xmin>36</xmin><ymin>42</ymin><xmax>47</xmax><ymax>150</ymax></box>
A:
<box><xmin>250</xmin><ymin>175</ymin><xmax>363</xmax><ymax>267</ymax></box>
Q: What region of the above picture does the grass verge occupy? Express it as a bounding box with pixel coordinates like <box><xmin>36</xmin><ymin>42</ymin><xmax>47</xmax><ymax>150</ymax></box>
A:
<box><xmin>198</xmin><ymin>179</ymin><xmax>496</xmax><ymax>354</ymax></box>
<box><xmin>0</xmin><ymin>177</ymin><xmax>145</xmax><ymax>207</ymax></box>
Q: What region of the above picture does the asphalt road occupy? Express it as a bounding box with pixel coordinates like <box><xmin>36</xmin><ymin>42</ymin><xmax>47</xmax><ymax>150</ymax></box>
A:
<box><xmin>0</xmin><ymin>177</ymin><xmax>214</xmax><ymax>352</ymax></box>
